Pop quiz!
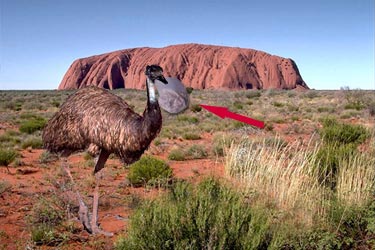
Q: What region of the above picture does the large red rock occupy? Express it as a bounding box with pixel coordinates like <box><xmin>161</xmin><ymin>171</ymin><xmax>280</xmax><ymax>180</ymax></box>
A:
<box><xmin>58</xmin><ymin>44</ymin><xmax>308</xmax><ymax>90</ymax></box>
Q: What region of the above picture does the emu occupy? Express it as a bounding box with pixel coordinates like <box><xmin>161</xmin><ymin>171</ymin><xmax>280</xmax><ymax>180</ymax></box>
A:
<box><xmin>42</xmin><ymin>65</ymin><xmax>168</xmax><ymax>235</ymax></box>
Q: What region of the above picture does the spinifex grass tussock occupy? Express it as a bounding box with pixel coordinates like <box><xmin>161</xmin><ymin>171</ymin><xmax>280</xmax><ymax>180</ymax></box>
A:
<box><xmin>19</xmin><ymin>115</ymin><xmax>47</xmax><ymax>134</ymax></box>
<box><xmin>225</xmin><ymin>137</ymin><xmax>327</xmax><ymax>227</ymax></box>
<box><xmin>0</xmin><ymin>148</ymin><xmax>18</xmax><ymax>167</ymax></box>
<box><xmin>336</xmin><ymin>153</ymin><xmax>375</xmax><ymax>208</ymax></box>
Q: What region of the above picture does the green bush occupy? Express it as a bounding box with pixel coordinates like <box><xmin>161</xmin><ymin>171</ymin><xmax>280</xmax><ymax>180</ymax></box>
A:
<box><xmin>182</xmin><ymin>133</ymin><xmax>201</xmax><ymax>140</ymax></box>
<box><xmin>233</xmin><ymin>101</ymin><xmax>243</xmax><ymax>110</ymax></box>
<box><xmin>116</xmin><ymin>178</ymin><xmax>270</xmax><ymax>250</ymax></box>
<box><xmin>316</xmin><ymin>118</ymin><xmax>370</xmax><ymax>189</ymax></box>
<box><xmin>0</xmin><ymin>131</ymin><xmax>21</xmax><ymax>147</ymax></box>
<box><xmin>19</xmin><ymin>116</ymin><xmax>46</xmax><ymax>134</ymax></box>
<box><xmin>177</xmin><ymin>115</ymin><xmax>199</xmax><ymax>124</ymax></box>
<box><xmin>21</xmin><ymin>136</ymin><xmax>43</xmax><ymax>149</ymax></box>
<box><xmin>186</xmin><ymin>144</ymin><xmax>207</xmax><ymax>159</ymax></box>
<box><xmin>344</xmin><ymin>102</ymin><xmax>365</xmax><ymax>111</ymax></box>
<box><xmin>245</xmin><ymin>91</ymin><xmax>261</xmax><ymax>99</ymax></box>
<box><xmin>186</xmin><ymin>87</ymin><xmax>194</xmax><ymax>94</ymax></box>
<box><xmin>272</xmin><ymin>102</ymin><xmax>284</xmax><ymax>108</ymax></box>
<box><xmin>28</xmin><ymin>197</ymin><xmax>68</xmax><ymax>246</ymax></box>
<box><xmin>127</xmin><ymin>156</ymin><xmax>173</xmax><ymax>186</ymax></box>
<box><xmin>190</xmin><ymin>104</ymin><xmax>202</xmax><ymax>112</ymax></box>
<box><xmin>316</xmin><ymin>143</ymin><xmax>357</xmax><ymax>188</ymax></box>
<box><xmin>31</xmin><ymin>224</ymin><xmax>62</xmax><ymax>246</ymax></box>
<box><xmin>320</xmin><ymin>118</ymin><xmax>369</xmax><ymax>145</ymax></box>
<box><xmin>168</xmin><ymin>148</ymin><xmax>186</xmax><ymax>161</ymax></box>
<box><xmin>0</xmin><ymin>149</ymin><xmax>18</xmax><ymax>166</ymax></box>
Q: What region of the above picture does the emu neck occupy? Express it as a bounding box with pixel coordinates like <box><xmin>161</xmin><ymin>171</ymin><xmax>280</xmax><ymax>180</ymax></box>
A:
<box><xmin>146</xmin><ymin>77</ymin><xmax>157</xmax><ymax>104</ymax></box>
<box><xmin>142</xmin><ymin>77</ymin><xmax>162</xmax><ymax>144</ymax></box>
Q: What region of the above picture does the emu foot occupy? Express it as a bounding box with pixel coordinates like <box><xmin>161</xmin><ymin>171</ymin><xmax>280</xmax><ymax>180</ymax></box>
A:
<box><xmin>77</xmin><ymin>198</ymin><xmax>93</xmax><ymax>234</ymax></box>
<box><xmin>78</xmin><ymin>200</ymin><xmax>113</xmax><ymax>236</ymax></box>
<box><xmin>91</xmin><ymin>224</ymin><xmax>114</xmax><ymax>237</ymax></box>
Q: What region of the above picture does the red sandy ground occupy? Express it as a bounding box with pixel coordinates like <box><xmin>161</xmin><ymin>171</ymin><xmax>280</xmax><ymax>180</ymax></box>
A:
<box><xmin>0</xmin><ymin>137</ymin><xmax>224</xmax><ymax>249</ymax></box>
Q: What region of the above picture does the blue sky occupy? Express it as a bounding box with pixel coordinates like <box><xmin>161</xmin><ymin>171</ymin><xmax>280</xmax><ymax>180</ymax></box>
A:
<box><xmin>0</xmin><ymin>0</ymin><xmax>374</xmax><ymax>90</ymax></box>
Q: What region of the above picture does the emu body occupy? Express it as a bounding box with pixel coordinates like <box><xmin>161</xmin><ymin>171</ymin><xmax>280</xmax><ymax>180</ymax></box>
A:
<box><xmin>43</xmin><ymin>86</ymin><xmax>161</xmax><ymax>165</ymax></box>
<box><xmin>42</xmin><ymin>65</ymin><xmax>167</xmax><ymax>235</ymax></box>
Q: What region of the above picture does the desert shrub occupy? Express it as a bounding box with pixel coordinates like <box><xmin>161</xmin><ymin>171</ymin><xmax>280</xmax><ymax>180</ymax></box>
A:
<box><xmin>272</xmin><ymin>101</ymin><xmax>284</xmax><ymax>107</ymax></box>
<box><xmin>186</xmin><ymin>144</ymin><xmax>207</xmax><ymax>159</ymax></box>
<box><xmin>291</xmin><ymin>115</ymin><xmax>299</xmax><ymax>121</ymax></box>
<box><xmin>233</xmin><ymin>101</ymin><xmax>243</xmax><ymax>110</ymax></box>
<box><xmin>186</xmin><ymin>87</ymin><xmax>194</xmax><ymax>94</ymax></box>
<box><xmin>21</xmin><ymin>136</ymin><xmax>43</xmax><ymax>149</ymax></box>
<box><xmin>19</xmin><ymin>116</ymin><xmax>46</xmax><ymax>134</ymax></box>
<box><xmin>315</xmin><ymin>143</ymin><xmax>357</xmax><ymax>189</ymax></box>
<box><xmin>320</xmin><ymin>118</ymin><xmax>369</xmax><ymax>145</ymax></box>
<box><xmin>177</xmin><ymin>115</ymin><xmax>199</xmax><ymax>124</ymax></box>
<box><xmin>341</xmin><ymin>87</ymin><xmax>367</xmax><ymax>111</ymax></box>
<box><xmin>319</xmin><ymin>201</ymin><xmax>375</xmax><ymax>250</ymax></box>
<box><xmin>127</xmin><ymin>156</ymin><xmax>173</xmax><ymax>186</ymax></box>
<box><xmin>304</xmin><ymin>90</ymin><xmax>319</xmax><ymax>99</ymax></box>
<box><xmin>3</xmin><ymin>100</ymin><xmax>23</xmax><ymax>111</ymax></box>
<box><xmin>190</xmin><ymin>103</ymin><xmax>202</xmax><ymax>112</ymax></box>
<box><xmin>182</xmin><ymin>132</ymin><xmax>201</xmax><ymax>140</ymax></box>
<box><xmin>231</xmin><ymin>120</ymin><xmax>247</xmax><ymax>129</ymax></box>
<box><xmin>317</xmin><ymin>106</ymin><xmax>331</xmax><ymax>113</ymax></box>
<box><xmin>168</xmin><ymin>148</ymin><xmax>186</xmax><ymax>161</ymax></box>
<box><xmin>316</xmin><ymin>118</ymin><xmax>369</xmax><ymax>189</ymax></box>
<box><xmin>28</xmin><ymin>197</ymin><xmax>70</xmax><ymax>246</ymax></box>
<box><xmin>50</xmin><ymin>100</ymin><xmax>60</xmax><ymax>108</ymax></box>
<box><xmin>39</xmin><ymin>151</ymin><xmax>58</xmax><ymax>164</ymax></box>
<box><xmin>116</xmin><ymin>178</ymin><xmax>270</xmax><ymax>250</ymax></box>
<box><xmin>344</xmin><ymin>102</ymin><xmax>365</xmax><ymax>111</ymax></box>
<box><xmin>0</xmin><ymin>148</ymin><xmax>18</xmax><ymax>166</ymax></box>
<box><xmin>245</xmin><ymin>90</ymin><xmax>261</xmax><ymax>99</ymax></box>
<box><xmin>0</xmin><ymin>130</ymin><xmax>21</xmax><ymax>147</ymax></box>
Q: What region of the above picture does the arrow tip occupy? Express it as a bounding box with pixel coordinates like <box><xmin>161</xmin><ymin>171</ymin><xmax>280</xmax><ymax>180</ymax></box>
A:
<box><xmin>200</xmin><ymin>104</ymin><xmax>228</xmax><ymax>119</ymax></box>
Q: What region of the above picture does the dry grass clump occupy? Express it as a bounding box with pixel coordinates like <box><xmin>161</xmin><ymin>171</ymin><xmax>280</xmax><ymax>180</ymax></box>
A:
<box><xmin>225</xmin><ymin>132</ymin><xmax>375</xmax><ymax>229</ymax></box>
<box><xmin>225</xmin><ymin>138</ymin><xmax>326</xmax><ymax>226</ymax></box>
<box><xmin>336</xmin><ymin>153</ymin><xmax>375</xmax><ymax>207</ymax></box>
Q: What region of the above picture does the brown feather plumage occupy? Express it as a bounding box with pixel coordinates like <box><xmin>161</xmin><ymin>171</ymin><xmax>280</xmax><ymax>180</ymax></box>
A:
<box><xmin>42</xmin><ymin>86</ymin><xmax>162</xmax><ymax>165</ymax></box>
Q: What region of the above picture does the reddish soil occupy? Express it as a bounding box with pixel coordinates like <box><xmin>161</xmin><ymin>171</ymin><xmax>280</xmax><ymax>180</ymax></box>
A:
<box><xmin>0</xmin><ymin>141</ymin><xmax>225</xmax><ymax>249</ymax></box>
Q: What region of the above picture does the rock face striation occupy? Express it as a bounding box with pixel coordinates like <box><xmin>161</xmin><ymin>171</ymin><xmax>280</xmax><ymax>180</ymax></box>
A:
<box><xmin>59</xmin><ymin>44</ymin><xmax>308</xmax><ymax>90</ymax></box>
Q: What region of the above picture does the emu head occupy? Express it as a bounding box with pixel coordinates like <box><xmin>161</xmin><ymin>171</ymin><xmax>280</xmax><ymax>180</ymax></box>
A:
<box><xmin>145</xmin><ymin>65</ymin><xmax>168</xmax><ymax>84</ymax></box>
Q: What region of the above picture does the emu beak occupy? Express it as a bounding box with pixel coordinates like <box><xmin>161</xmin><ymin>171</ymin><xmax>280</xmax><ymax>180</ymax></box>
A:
<box><xmin>157</xmin><ymin>75</ymin><xmax>168</xmax><ymax>84</ymax></box>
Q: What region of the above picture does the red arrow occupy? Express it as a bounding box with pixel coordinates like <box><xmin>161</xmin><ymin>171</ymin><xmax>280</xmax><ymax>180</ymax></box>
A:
<box><xmin>200</xmin><ymin>104</ymin><xmax>265</xmax><ymax>129</ymax></box>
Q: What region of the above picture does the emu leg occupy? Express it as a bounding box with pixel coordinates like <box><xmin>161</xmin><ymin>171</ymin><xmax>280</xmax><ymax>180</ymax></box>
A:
<box><xmin>90</xmin><ymin>149</ymin><xmax>113</xmax><ymax>236</ymax></box>
<box><xmin>61</xmin><ymin>158</ymin><xmax>92</xmax><ymax>233</ymax></box>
